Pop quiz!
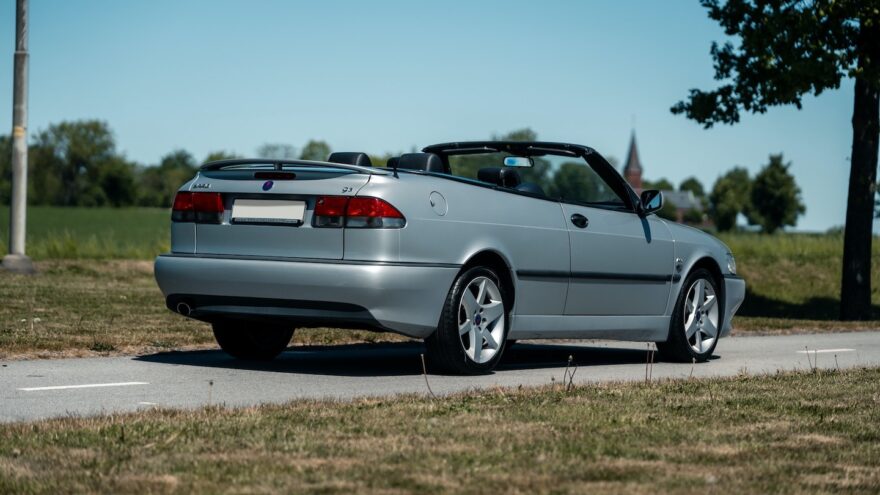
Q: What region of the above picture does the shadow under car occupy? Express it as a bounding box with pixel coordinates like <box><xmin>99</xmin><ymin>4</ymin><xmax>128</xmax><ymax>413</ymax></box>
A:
<box><xmin>135</xmin><ymin>341</ymin><xmax>662</xmax><ymax>377</ymax></box>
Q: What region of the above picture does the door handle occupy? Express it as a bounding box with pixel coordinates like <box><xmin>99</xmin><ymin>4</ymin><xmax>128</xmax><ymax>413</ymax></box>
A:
<box><xmin>570</xmin><ymin>213</ymin><xmax>589</xmax><ymax>229</ymax></box>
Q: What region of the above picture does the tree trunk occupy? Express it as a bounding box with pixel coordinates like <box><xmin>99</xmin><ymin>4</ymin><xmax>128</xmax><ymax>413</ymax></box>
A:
<box><xmin>840</xmin><ymin>74</ymin><xmax>879</xmax><ymax>320</ymax></box>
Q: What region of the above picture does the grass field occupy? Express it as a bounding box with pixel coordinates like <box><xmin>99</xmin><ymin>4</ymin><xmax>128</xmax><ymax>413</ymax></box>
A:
<box><xmin>720</xmin><ymin>233</ymin><xmax>880</xmax><ymax>325</ymax></box>
<box><xmin>0</xmin><ymin>206</ymin><xmax>169</xmax><ymax>259</ymax></box>
<box><xmin>0</xmin><ymin>207</ymin><xmax>878</xmax><ymax>359</ymax></box>
<box><xmin>0</xmin><ymin>368</ymin><xmax>877</xmax><ymax>494</ymax></box>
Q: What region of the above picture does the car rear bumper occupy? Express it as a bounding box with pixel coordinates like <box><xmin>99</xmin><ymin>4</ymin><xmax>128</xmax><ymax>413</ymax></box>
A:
<box><xmin>154</xmin><ymin>254</ymin><xmax>460</xmax><ymax>338</ymax></box>
<box><xmin>721</xmin><ymin>275</ymin><xmax>746</xmax><ymax>337</ymax></box>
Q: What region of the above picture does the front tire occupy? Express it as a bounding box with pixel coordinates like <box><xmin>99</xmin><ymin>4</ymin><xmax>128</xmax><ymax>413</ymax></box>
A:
<box><xmin>212</xmin><ymin>321</ymin><xmax>294</xmax><ymax>361</ymax></box>
<box><xmin>425</xmin><ymin>266</ymin><xmax>510</xmax><ymax>374</ymax></box>
<box><xmin>657</xmin><ymin>268</ymin><xmax>721</xmax><ymax>362</ymax></box>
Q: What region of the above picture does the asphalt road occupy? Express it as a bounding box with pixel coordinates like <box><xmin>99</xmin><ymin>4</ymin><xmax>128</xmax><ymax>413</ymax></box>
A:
<box><xmin>2</xmin><ymin>331</ymin><xmax>879</xmax><ymax>423</ymax></box>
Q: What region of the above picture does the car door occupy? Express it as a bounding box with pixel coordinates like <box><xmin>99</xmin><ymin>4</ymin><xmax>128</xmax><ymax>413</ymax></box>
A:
<box><xmin>549</xmin><ymin>156</ymin><xmax>674</xmax><ymax>316</ymax></box>
<box><xmin>562</xmin><ymin>203</ymin><xmax>674</xmax><ymax>315</ymax></box>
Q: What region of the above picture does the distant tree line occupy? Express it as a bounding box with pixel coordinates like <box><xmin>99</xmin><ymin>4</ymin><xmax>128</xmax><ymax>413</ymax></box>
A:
<box><xmin>0</xmin><ymin>120</ymin><xmax>334</xmax><ymax>208</ymax></box>
<box><xmin>0</xmin><ymin>120</ymin><xmax>807</xmax><ymax>234</ymax></box>
<box><xmin>645</xmin><ymin>154</ymin><xmax>806</xmax><ymax>234</ymax></box>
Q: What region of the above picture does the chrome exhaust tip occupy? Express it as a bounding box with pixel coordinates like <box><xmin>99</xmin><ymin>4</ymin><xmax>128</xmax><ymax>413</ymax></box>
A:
<box><xmin>176</xmin><ymin>302</ymin><xmax>192</xmax><ymax>316</ymax></box>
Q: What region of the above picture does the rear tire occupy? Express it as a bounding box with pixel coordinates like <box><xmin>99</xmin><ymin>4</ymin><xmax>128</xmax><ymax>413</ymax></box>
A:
<box><xmin>657</xmin><ymin>268</ymin><xmax>721</xmax><ymax>363</ymax></box>
<box><xmin>425</xmin><ymin>266</ymin><xmax>510</xmax><ymax>374</ymax></box>
<box><xmin>212</xmin><ymin>321</ymin><xmax>294</xmax><ymax>361</ymax></box>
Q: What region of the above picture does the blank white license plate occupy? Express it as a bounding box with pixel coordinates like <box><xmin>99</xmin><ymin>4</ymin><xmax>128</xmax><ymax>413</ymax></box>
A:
<box><xmin>231</xmin><ymin>199</ymin><xmax>305</xmax><ymax>225</ymax></box>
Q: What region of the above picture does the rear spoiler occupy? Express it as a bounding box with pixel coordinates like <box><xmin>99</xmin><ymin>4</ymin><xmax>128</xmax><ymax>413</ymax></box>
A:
<box><xmin>200</xmin><ymin>158</ymin><xmax>390</xmax><ymax>175</ymax></box>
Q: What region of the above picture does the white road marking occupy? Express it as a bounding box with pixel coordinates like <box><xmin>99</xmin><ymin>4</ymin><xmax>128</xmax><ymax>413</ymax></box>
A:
<box><xmin>138</xmin><ymin>401</ymin><xmax>157</xmax><ymax>406</ymax></box>
<box><xmin>17</xmin><ymin>381</ymin><xmax>149</xmax><ymax>392</ymax></box>
<box><xmin>795</xmin><ymin>348</ymin><xmax>855</xmax><ymax>354</ymax></box>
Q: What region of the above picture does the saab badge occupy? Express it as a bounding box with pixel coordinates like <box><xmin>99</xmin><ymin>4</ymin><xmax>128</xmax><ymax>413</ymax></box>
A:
<box><xmin>262</xmin><ymin>180</ymin><xmax>274</xmax><ymax>191</ymax></box>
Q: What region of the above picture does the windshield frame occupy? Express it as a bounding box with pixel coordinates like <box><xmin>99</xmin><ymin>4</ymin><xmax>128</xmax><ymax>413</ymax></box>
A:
<box><xmin>422</xmin><ymin>141</ymin><xmax>640</xmax><ymax>212</ymax></box>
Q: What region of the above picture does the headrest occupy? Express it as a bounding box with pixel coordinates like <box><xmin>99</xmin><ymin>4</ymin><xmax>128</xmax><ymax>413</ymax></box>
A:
<box><xmin>327</xmin><ymin>152</ymin><xmax>373</xmax><ymax>167</ymax></box>
<box><xmin>478</xmin><ymin>167</ymin><xmax>522</xmax><ymax>188</ymax></box>
<box><xmin>386</xmin><ymin>156</ymin><xmax>399</xmax><ymax>169</ymax></box>
<box><xmin>500</xmin><ymin>168</ymin><xmax>523</xmax><ymax>188</ymax></box>
<box><xmin>397</xmin><ymin>153</ymin><xmax>446</xmax><ymax>173</ymax></box>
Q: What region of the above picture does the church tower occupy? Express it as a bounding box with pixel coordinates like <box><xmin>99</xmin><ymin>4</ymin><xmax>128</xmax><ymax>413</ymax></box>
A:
<box><xmin>623</xmin><ymin>130</ymin><xmax>643</xmax><ymax>193</ymax></box>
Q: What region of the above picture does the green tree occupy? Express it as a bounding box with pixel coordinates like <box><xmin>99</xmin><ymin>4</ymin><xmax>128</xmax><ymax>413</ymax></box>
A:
<box><xmin>671</xmin><ymin>0</ymin><xmax>879</xmax><ymax>319</ymax></box>
<box><xmin>746</xmin><ymin>154</ymin><xmax>805</xmax><ymax>233</ymax></box>
<box><xmin>299</xmin><ymin>140</ymin><xmax>332</xmax><ymax>161</ymax></box>
<box><xmin>680</xmin><ymin>176</ymin><xmax>710</xmax><ymax>213</ymax></box>
<box><xmin>97</xmin><ymin>158</ymin><xmax>138</xmax><ymax>207</ymax></box>
<box><xmin>138</xmin><ymin>149</ymin><xmax>198</xmax><ymax>207</ymax></box>
<box><xmin>492</xmin><ymin>128</ymin><xmax>537</xmax><ymax>142</ymax></box>
<box><xmin>548</xmin><ymin>162</ymin><xmax>599</xmax><ymax>201</ymax></box>
<box><xmin>643</xmin><ymin>178</ymin><xmax>674</xmax><ymax>191</ymax></box>
<box><xmin>679</xmin><ymin>177</ymin><xmax>705</xmax><ymax>198</ymax></box>
<box><xmin>683</xmin><ymin>207</ymin><xmax>706</xmax><ymax>224</ymax></box>
<box><xmin>28</xmin><ymin>120</ymin><xmax>135</xmax><ymax>206</ymax></box>
<box><xmin>709</xmin><ymin>167</ymin><xmax>751</xmax><ymax>232</ymax></box>
<box><xmin>204</xmin><ymin>151</ymin><xmax>240</xmax><ymax>163</ymax></box>
<box><xmin>256</xmin><ymin>143</ymin><xmax>297</xmax><ymax>160</ymax></box>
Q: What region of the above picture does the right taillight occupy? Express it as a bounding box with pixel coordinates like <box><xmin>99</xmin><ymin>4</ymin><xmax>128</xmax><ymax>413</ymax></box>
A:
<box><xmin>171</xmin><ymin>192</ymin><xmax>224</xmax><ymax>223</ymax></box>
<box><xmin>313</xmin><ymin>196</ymin><xmax>405</xmax><ymax>228</ymax></box>
<box><xmin>345</xmin><ymin>197</ymin><xmax>405</xmax><ymax>228</ymax></box>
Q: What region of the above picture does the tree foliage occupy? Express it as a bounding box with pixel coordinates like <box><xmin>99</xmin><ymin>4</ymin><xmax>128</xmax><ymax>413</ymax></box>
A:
<box><xmin>709</xmin><ymin>167</ymin><xmax>751</xmax><ymax>232</ymax></box>
<box><xmin>643</xmin><ymin>178</ymin><xmax>674</xmax><ymax>191</ymax></box>
<box><xmin>547</xmin><ymin>162</ymin><xmax>599</xmax><ymax>201</ymax></box>
<box><xmin>746</xmin><ymin>154</ymin><xmax>805</xmax><ymax>233</ymax></box>
<box><xmin>256</xmin><ymin>143</ymin><xmax>297</xmax><ymax>160</ymax></box>
<box><xmin>679</xmin><ymin>177</ymin><xmax>706</xmax><ymax>198</ymax></box>
<box><xmin>299</xmin><ymin>140</ymin><xmax>332</xmax><ymax>161</ymax></box>
<box><xmin>671</xmin><ymin>0</ymin><xmax>878</xmax><ymax>127</ymax></box>
<box><xmin>27</xmin><ymin>120</ymin><xmax>136</xmax><ymax>207</ymax></box>
<box><xmin>203</xmin><ymin>150</ymin><xmax>240</xmax><ymax>163</ymax></box>
<box><xmin>138</xmin><ymin>150</ymin><xmax>198</xmax><ymax>207</ymax></box>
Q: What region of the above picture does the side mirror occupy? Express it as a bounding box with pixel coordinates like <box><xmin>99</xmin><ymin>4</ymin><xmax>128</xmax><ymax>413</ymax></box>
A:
<box><xmin>640</xmin><ymin>189</ymin><xmax>663</xmax><ymax>215</ymax></box>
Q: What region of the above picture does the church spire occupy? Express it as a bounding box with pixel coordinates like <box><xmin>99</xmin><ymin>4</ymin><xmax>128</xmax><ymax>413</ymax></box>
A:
<box><xmin>623</xmin><ymin>130</ymin><xmax>643</xmax><ymax>192</ymax></box>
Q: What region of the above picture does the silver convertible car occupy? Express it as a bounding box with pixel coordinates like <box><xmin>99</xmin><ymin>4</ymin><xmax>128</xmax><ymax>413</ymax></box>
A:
<box><xmin>155</xmin><ymin>141</ymin><xmax>745</xmax><ymax>374</ymax></box>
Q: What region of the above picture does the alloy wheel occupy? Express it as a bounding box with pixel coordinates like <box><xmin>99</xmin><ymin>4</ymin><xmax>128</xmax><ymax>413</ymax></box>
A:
<box><xmin>458</xmin><ymin>276</ymin><xmax>505</xmax><ymax>364</ymax></box>
<box><xmin>683</xmin><ymin>278</ymin><xmax>719</xmax><ymax>354</ymax></box>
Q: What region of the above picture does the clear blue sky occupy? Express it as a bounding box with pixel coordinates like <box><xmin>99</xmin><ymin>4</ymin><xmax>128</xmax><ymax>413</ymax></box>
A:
<box><xmin>0</xmin><ymin>0</ymin><xmax>865</xmax><ymax>232</ymax></box>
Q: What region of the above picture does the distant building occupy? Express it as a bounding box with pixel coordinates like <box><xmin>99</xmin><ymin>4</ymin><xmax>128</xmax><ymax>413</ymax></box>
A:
<box><xmin>622</xmin><ymin>131</ymin><xmax>643</xmax><ymax>193</ymax></box>
<box><xmin>662</xmin><ymin>190</ymin><xmax>704</xmax><ymax>223</ymax></box>
<box><xmin>622</xmin><ymin>130</ymin><xmax>704</xmax><ymax>224</ymax></box>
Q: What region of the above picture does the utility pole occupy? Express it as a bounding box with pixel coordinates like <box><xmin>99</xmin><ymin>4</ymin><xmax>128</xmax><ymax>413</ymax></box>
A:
<box><xmin>3</xmin><ymin>0</ymin><xmax>34</xmax><ymax>274</ymax></box>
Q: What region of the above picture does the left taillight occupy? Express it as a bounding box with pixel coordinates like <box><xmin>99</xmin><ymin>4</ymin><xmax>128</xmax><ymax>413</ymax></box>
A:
<box><xmin>172</xmin><ymin>192</ymin><xmax>224</xmax><ymax>223</ymax></box>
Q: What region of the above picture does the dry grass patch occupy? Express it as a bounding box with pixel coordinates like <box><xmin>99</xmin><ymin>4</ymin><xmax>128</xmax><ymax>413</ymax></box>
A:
<box><xmin>1</xmin><ymin>368</ymin><xmax>878</xmax><ymax>494</ymax></box>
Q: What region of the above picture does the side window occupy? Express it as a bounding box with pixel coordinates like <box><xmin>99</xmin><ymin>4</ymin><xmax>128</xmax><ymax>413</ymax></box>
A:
<box><xmin>546</xmin><ymin>158</ymin><xmax>626</xmax><ymax>208</ymax></box>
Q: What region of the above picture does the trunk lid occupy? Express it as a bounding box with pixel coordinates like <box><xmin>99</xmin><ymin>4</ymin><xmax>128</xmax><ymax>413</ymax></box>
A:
<box><xmin>186</xmin><ymin>166</ymin><xmax>372</xmax><ymax>260</ymax></box>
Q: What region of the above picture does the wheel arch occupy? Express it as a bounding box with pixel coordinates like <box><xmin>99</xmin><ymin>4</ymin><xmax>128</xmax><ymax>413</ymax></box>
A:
<box><xmin>686</xmin><ymin>256</ymin><xmax>726</xmax><ymax>327</ymax></box>
<box><xmin>459</xmin><ymin>250</ymin><xmax>516</xmax><ymax>313</ymax></box>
